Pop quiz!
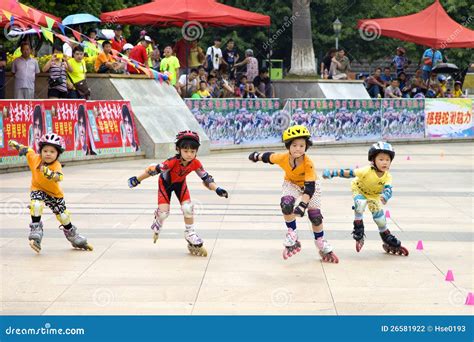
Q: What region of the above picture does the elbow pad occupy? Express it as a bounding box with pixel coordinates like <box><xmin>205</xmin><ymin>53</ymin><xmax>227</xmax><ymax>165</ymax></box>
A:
<box><xmin>303</xmin><ymin>181</ymin><xmax>316</xmax><ymax>197</ymax></box>
<box><xmin>201</xmin><ymin>173</ymin><xmax>215</xmax><ymax>186</ymax></box>
<box><xmin>146</xmin><ymin>164</ymin><xmax>161</xmax><ymax>176</ymax></box>
<box><xmin>261</xmin><ymin>152</ymin><xmax>274</xmax><ymax>164</ymax></box>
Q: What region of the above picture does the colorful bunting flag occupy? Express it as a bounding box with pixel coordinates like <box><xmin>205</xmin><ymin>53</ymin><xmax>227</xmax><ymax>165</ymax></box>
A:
<box><xmin>19</xmin><ymin>4</ymin><xmax>30</xmax><ymax>15</ymax></box>
<box><xmin>72</xmin><ymin>30</ymin><xmax>82</xmax><ymax>42</ymax></box>
<box><xmin>2</xmin><ymin>10</ymin><xmax>12</xmax><ymax>21</ymax></box>
<box><xmin>32</xmin><ymin>9</ymin><xmax>42</xmax><ymax>25</ymax></box>
<box><xmin>57</xmin><ymin>22</ymin><xmax>66</xmax><ymax>35</ymax></box>
<box><xmin>45</xmin><ymin>15</ymin><xmax>55</xmax><ymax>29</ymax></box>
<box><xmin>41</xmin><ymin>27</ymin><xmax>53</xmax><ymax>43</ymax></box>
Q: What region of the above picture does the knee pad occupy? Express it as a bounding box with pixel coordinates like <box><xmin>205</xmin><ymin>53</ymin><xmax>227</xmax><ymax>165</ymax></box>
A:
<box><xmin>155</xmin><ymin>208</ymin><xmax>170</xmax><ymax>221</ymax></box>
<box><xmin>55</xmin><ymin>210</ymin><xmax>71</xmax><ymax>225</ymax></box>
<box><xmin>372</xmin><ymin>210</ymin><xmax>387</xmax><ymax>229</ymax></box>
<box><xmin>308</xmin><ymin>209</ymin><xmax>323</xmax><ymax>226</ymax></box>
<box><xmin>280</xmin><ymin>196</ymin><xmax>295</xmax><ymax>215</ymax></box>
<box><xmin>181</xmin><ymin>201</ymin><xmax>194</xmax><ymax>218</ymax></box>
<box><xmin>353</xmin><ymin>194</ymin><xmax>367</xmax><ymax>214</ymax></box>
<box><xmin>30</xmin><ymin>200</ymin><xmax>44</xmax><ymax>217</ymax></box>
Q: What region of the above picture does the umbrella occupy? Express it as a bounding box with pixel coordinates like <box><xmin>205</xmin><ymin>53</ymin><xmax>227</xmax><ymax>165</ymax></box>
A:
<box><xmin>432</xmin><ymin>63</ymin><xmax>459</xmax><ymax>74</ymax></box>
<box><xmin>63</xmin><ymin>13</ymin><xmax>100</xmax><ymax>26</ymax></box>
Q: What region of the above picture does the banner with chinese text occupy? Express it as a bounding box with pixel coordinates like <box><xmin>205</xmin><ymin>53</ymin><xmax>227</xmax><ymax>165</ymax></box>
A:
<box><xmin>425</xmin><ymin>99</ymin><xmax>473</xmax><ymax>138</ymax></box>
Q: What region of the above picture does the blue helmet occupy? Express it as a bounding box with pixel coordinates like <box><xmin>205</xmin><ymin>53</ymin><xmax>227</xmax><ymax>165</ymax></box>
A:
<box><xmin>368</xmin><ymin>141</ymin><xmax>395</xmax><ymax>161</ymax></box>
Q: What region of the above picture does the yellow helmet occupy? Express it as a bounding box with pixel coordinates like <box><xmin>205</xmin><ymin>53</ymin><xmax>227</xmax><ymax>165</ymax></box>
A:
<box><xmin>282</xmin><ymin>125</ymin><xmax>311</xmax><ymax>143</ymax></box>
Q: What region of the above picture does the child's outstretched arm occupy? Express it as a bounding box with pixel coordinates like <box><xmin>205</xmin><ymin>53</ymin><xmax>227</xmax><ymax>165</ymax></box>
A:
<box><xmin>128</xmin><ymin>163</ymin><xmax>161</xmax><ymax>188</ymax></box>
<box><xmin>248</xmin><ymin>151</ymin><xmax>273</xmax><ymax>164</ymax></box>
<box><xmin>8</xmin><ymin>140</ymin><xmax>32</xmax><ymax>156</ymax></box>
<box><xmin>197</xmin><ymin>168</ymin><xmax>228</xmax><ymax>198</ymax></box>
<box><xmin>322</xmin><ymin>168</ymin><xmax>355</xmax><ymax>179</ymax></box>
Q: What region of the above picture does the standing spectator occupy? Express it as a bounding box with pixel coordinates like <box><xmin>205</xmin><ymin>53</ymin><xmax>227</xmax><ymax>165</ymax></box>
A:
<box><xmin>160</xmin><ymin>46</ymin><xmax>180</xmax><ymax>86</ymax></box>
<box><xmin>63</xmin><ymin>38</ymin><xmax>73</xmax><ymax>58</ymax></box>
<box><xmin>384</xmin><ymin>79</ymin><xmax>402</xmax><ymax>98</ymax></box>
<box><xmin>205</xmin><ymin>37</ymin><xmax>223</xmax><ymax>73</ymax></box>
<box><xmin>253</xmin><ymin>67</ymin><xmax>274</xmax><ymax>98</ymax></box>
<box><xmin>151</xmin><ymin>44</ymin><xmax>161</xmax><ymax>71</ymax></box>
<box><xmin>12</xmin><ymin>42</ymin><xmax>39</xmax><ymax>99</ymax></box>
<box><xmin>222</xmin><ymin>39</ymin><xmax>239</xmax><ymax>80</ymax></box>
<box><xmin>111</xmin><ymin>25</ymin><xmax>127</xmax><ymax>53</ymax></box>
<box><xmin>380</xmin><ymin>67</ymin><xmax>393</xmax><ymax>87</ymax></box>
<box><xmin>397</xmin><ymin>72</ymin><xmax>410</xmax><ymax>98</ymax></box>
<box><xmin>196</xmin><ymin>80</ymin><xmax>211</xmax><ymax>98</ymax></box>
<box><xmin>409</xmin><ymin>69</ymin><xmax>428</xmax><ymax>97</ymax></box>
<box><xmin>42</xmin><ymin>46</ymin><xmax>69</xmax><ymax>99</ymax></box>
<box><xmin>235</xmin><ymin>49</ymin><xmax>258</xmax><ymax>82</ymax></box>
<box><xmin>0</xmin><ymin>44</ymin><xmax>6</xmax><ymax>99</ymax></box>
<box><xmin>421</xmin><ymin>47</ymin><xmax>442</xmax><ymax>81</ymax></box>
<box><xmin>176</xmin><ymin>68</ymin><xmax>198</xmax><ymax>97</ymax></box>
<box><xmin>84</xmin><ymin>28</ymin><xmax>99</xmax><ymax>57</ymax></box>
<box><xmin>330</xmin><ymin>48</ymin><xmax>350</xmax><ymax>80</ymax></box>
<box><xmin>189</xmin><ymin>40</ymin><xmax>205</xmax><ymax>70</ymax></box>
<box><xmin>320</xmin><ymin>47</ymin><xmax>336</xmax><ymax>79</ymax></box>
<box><xmin>365</xmin><ymin>68</ymin><xmax>385</xmax><ymax>98</ymax></box>
<box><xmin>95</xmin><ymin>41</ymin><xmax>120</xmax><ymax>73</ymax></box>
<box><xmin>174</xmin><ymin>37</ymin><xmax>190</xmax><ymax>73</ymax></box>
<box><xmin>391</xmin><ymin>47</ymin><xmax>409</xmax><ymax>75</ymax></box>
<box><xmin>128</xmin><ymin>36</ymin><xmax>151</xmax><ymax>74</ymax></box>
<box><xmin>66</xmin><ymin>46</ymin><xmax>89</xmax><ymax>99</ymax></box>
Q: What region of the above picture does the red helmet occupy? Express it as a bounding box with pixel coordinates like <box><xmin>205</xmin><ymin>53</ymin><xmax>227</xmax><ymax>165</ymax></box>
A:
<box><xmin>39</xmin><ymin>133</ymin><xmax>66</xmax><ymax>153</ymax></box>
<box><xmin>176</xmin><ymin>130</ymin><xmax>200</xmax><ymax>147</ymax></box>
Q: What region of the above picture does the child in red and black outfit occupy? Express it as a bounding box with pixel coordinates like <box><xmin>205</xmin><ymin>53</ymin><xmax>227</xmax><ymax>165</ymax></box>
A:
<box><xmin>128</xmin><ymin>131</ymin><xmax>228</xmax><ymax>256</ymax></box>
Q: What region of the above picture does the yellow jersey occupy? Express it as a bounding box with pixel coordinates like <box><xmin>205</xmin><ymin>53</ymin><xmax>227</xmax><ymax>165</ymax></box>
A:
<box><xmin>26</xmin><ymin>150</ymin><xmax>64</xmax><ymax>198</ymax></box>
<box><xmin>270</xmin><ymin>152</ymin><xmax>317</xmax><ymax>187</ymax></box>
<box><xmin>351</xmin><ymin>165</ymin><xmax>392</xmax><ymax>199</ymax></box>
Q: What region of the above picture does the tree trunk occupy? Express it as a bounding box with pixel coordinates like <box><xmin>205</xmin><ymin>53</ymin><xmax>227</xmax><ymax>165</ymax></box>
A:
<box><xmin>289</xmin><ymin>0</ymin><xmax>316</xmax><ymax>76</ymax></box>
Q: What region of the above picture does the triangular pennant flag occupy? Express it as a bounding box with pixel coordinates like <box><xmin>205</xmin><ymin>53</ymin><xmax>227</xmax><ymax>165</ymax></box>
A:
<box><xmin>19</xmin><ymin>3</ymin><xmax>30</xmax><ymax>15</ymax></box>
<box><xmin>41</xmin><ymin>27</ymin><xmax>54</xmax><ymax>43</ymax></box>
<box><xmin>45</xmin><ymin>16</ymin><xmax>55</xmax><ymax>29</ymax></box>
<box><xmin>32</xmin><ymin>10</ymin><xmax>42</xmax><ymax>25</ymax></box>
<box><xmin>56</xmin><ymin>34</ymin><xmax>68</xmax><ymax>43</ymax></box>
<box><xmin>57</xmin><ymin>23</ymin><xmax>66</xmax><ymax>36</ymax></box>
<box><xmin>2</xmin><ymin>10</ymin><xmax>12</xmax><ymax>21</ymax></box>
<box><xmin>72</xmin><ymin>30</ymin><xmax>82</xmax><ymax>42</ymax></box>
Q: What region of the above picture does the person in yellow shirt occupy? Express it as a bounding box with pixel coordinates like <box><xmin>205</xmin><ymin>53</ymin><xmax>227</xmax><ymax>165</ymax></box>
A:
<box><xmin>196</xmin><ymin>80</ymin><xmax>211</xmax><ymax>98</ymax></box>
<box><xmin>8</xmin><ymin>134</ymin><xmax>93</xmax><ymax>253</ymax></box>
<box><xmin>248</xmin><ymin>125</ymin><xmax>339</xmax><ymax>263</ymax></box>
<box><xmin>323</xmin><ymin>141</ymin><xmax>408</xmax><ymax>256</ymax></box>
<box><xmin>160</xmin><ymin>46</ymin><xmax>180</xmax><ymax>86</ymax></box>
<box><xmin>453</xmin><ymin>81</ymin><xmax>464</xmax><ymax>98</ymax></box>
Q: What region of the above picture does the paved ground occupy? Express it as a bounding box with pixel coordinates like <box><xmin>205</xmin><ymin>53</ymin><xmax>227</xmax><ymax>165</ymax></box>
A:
<box><xmin>1</xmin><ymin>142</ymin><xmax>473</xmax><ymax>315</ymax></box>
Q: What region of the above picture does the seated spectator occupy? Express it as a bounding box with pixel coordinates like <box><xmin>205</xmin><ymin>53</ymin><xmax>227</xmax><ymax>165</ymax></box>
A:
<box><xmin>177</xmin><ymin>68</ymin><xmax>199</xmax><ymax>97</ymax></box>
<box><xmin>253</xmin><ymin>67</ymin><xmax>274</xmax><ymax>98</ymax></box>
<box><xmin>196</xmin><ymin>80</ymin><xmax>211</xmax><ymax>98</ymax></box>
<box><xmin>42</xmin><ymin>45</ymin><xmax>69</xmax><ymax>99</ymax></box>
<box><xmin>219</xmin><ymin>71</ymin><xmax>234</xmax><ymax>97</ymax></box>
<box><xmin>409</xmin><ymin>69</ymin><xmax>428</xmax><ymax>97</ymax></box>
<box><xmin>321</xmin><ymin>47</ymin><xmax>337</xmax><ymax>79</ymax></box>
<box><xmin>151</xmin><ymin>44</ymin><xmax>161</xmax><ymax>71</ymax></box>
<box><xmin>208</xmin><ymin>75</ymin><xmax>222</xmax><ymax>98</ymax></box>
<box><xmin>453</xmin><ymin>81</ymin><xmax>464</xmax><ymax>98</ymax></box>
<box><xmin>197</xmin><ymin>65</ymin><xmax>208</xmax><ymax>82</ymax></box>
<box><xmin>239</xmin><ymin>75</ymin><xmax>256</xmax><ymax>98</ymax></box>
<box><xmin>384</xmin><ymin>79</ymin><xmax>402</xmax><ymax>98</ymax></box>
<box><xmin>365</xmin><ymin>68</ymin><xmax>385</xmax><ymax>98</ymax></box>
<box><xmin>437</xmin><ymin>75</ymin><xmax>448</xmax><ymax>97</ymax></box>
<box><xmin>425</xmin><ymin>72</ymin><xmax>443</xmax><ymax>98</ymax></box>
<box><xmin>397</xmin><ymin>72</ymin><xmax>410</xmax><ymax>98</ymax></box>
<box><xmin>95</xmin><ymin>41</ymin><xmax>120</xmax><ymax>73</ymax></box>
<box><xmin>391</xmin><ymin>47</ymin><xmax>409</xmax><ymax>75</ymax></box>
<box><xmin>380</xmin><ymin>67</ymin><xmax>393</xmax><ymax>87</ymax></box>
<box><xmin>330</xmin><ymin>48</ymin><xmax>350</xmax><ymax>80</ymax></box>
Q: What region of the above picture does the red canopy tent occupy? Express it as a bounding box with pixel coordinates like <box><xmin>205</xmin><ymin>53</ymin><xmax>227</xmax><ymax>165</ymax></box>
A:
<box><xmin>357</xmin><ymin>0</ymin><xmax>474</xmax><ymax>49</ymax></box>
<box><xmin>100</xmin><ymin>0</ymin><xmax>270</xmax><ymax>27</ymax></box>
<box><xmin>0</xmin><ymin>0</ymin><xmax>60</xmax><ymax>28</ymax></box>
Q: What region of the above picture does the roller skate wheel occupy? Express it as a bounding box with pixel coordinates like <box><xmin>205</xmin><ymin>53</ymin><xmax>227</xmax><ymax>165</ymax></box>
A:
<box><xmin>84</xmin><ymin>244</ymin><xmax>94</xmax><ymax>251</ymax></box>
<box><xmin>282</xmin><ymin>250</ymin><xmax>289</xmax><ymax>260</ymax></box>
<box><xmin>153</xmin><ymin>233</ymin><xmax>159</xmax><ymax>244</ymax></box>
<box><xmin>356</xmin><ymin>240</ymin><xmax>364</xmax><ymax>253</ymax></box>
<box><xmin>29</xmin><ymin>240</ymin><xmax>41</xmax><ymax>254</ymax></box>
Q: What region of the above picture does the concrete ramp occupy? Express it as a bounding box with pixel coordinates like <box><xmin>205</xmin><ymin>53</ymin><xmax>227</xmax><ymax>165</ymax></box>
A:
<box><xmin>317</xmin><ymin>81</ymin><xmax>371</xmax><ymax>99</ymax></box>
<box><xmin>109</xmin><ymin>78</ymin><xmax>210</xmax><ymax>158</ymax></box>
<box><xmin>274</xmin><ymin>79</ymin><xmax>370</xmax><ymax>99</ymax></box>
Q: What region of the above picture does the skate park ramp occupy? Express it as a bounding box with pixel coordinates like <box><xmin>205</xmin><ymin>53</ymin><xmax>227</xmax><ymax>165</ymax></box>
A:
<box><xmin>108</xmin><ymin>78</ymin><xmax>210</xmax><ymax>158</ymax></box>
<box><xmin>274</xmin><ymin>79</ymin><xmax>371</xmax><ymax>99</ymax></box>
